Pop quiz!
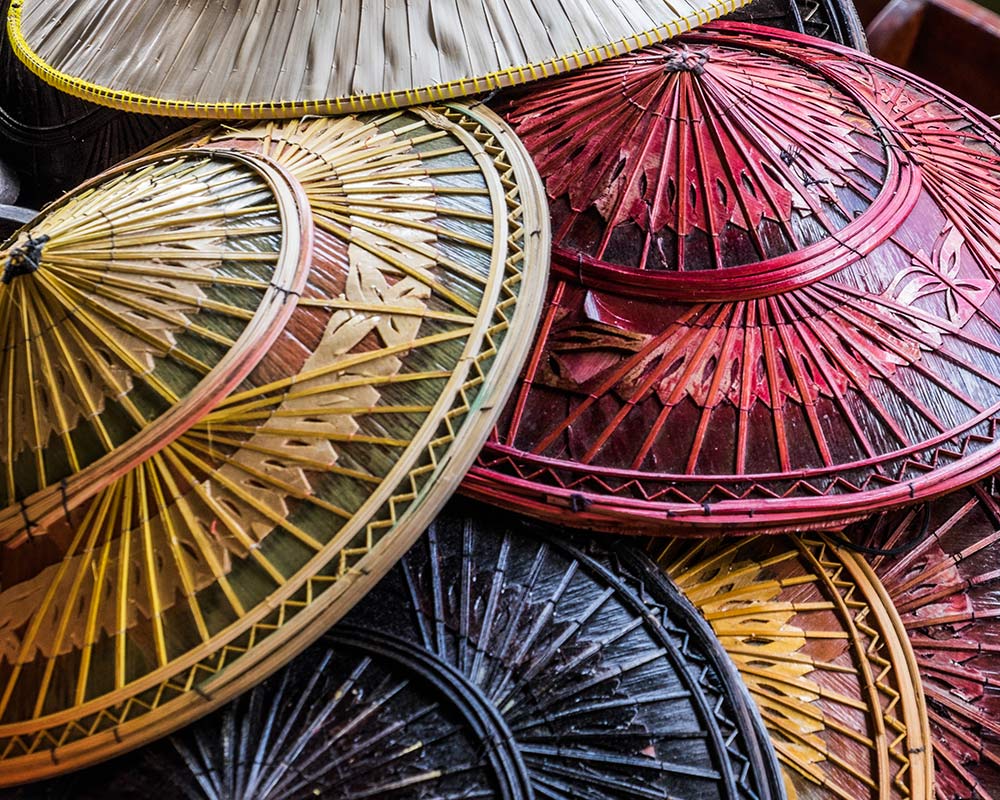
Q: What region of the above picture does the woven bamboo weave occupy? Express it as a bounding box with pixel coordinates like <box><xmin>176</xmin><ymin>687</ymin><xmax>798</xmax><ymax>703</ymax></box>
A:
<box><xmin>850</xmin><ymin>487</ymin><xmax>1000</xmax><ymax>799</ymax></box>
<box><xmin>465</xmin><ymin>23</ymin><xmax>1000</xmax><ymax>535</ymax></box>
<box><xmin>8</xmin><ymin>0</ymin><xmax>751</xmax><ymax>118</ymax></box>
<box><xmin>651</xmin><ymin>534</ymin><xmax>934</xmax><ymax>800</ymax></box>
<box><xmin>0</xmin><ymin>632</ymin><xmax>534</xmax><ymax>799</ymax></box>
<box><xmin>344</xmin><ymin>503</ymin><xmax>785</xmax><ymax>800</ymax></box>
<box><xmin>0</xmin><ymin>104</ymin><xmax>549</xmax><ymax>784</ymax></box>
<box><xmin>0</xmin><ymin>502</ymin><xmax>788</xmax><ymax>799</ymax></box>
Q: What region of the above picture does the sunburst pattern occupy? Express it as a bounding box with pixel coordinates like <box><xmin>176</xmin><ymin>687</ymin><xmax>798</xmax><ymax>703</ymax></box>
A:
<box><xmin>340</xmin><ymin>502</ymin><xmax>784</xmax><ymax>800</ymax></box>
<box><xmin>0</xmin><ymin>149</ymin><xmax>310</xmax><ymax>519</ymax></box>
<box><xmin>0</xmin><ymin>633</ymin><xmax>521</xmax><ymax>800</ymax></box>
<box><xmin>848</xmin><ymin>484</ymin><xmax>1000</xmax><ymax>800</ymax></box>
<box><xmin>465</xmin><ymin>26</ymin><xmax>1000</xmax><ymax>535</ymax></box>
<box><xmin>0</xmin><ymin>104</ymin><xmax>549</xmax><ymax>785</ymax></box>
<box><xmin>503</xmin><ymin>37</ymin><xmax>889</xmax><ymax>288</ymax></box>
<box><xmin>651</xmin><ymin>534</ymin><xmax>932</xmax><ymax>800</ymax></box>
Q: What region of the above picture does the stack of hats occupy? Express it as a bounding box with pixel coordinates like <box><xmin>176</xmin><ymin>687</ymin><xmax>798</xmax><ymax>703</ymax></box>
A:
<box><xmin>1</xmin><ymin>1</ymin><xmax>998</xmax><ymax>799</ymax></box>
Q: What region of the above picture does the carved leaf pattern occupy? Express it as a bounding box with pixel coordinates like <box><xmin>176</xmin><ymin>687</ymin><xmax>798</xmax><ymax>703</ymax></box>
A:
<box><xmin>510</xmin><ymin>272</ymin><xmax>1000</xmax><ymax>479</ymax></box>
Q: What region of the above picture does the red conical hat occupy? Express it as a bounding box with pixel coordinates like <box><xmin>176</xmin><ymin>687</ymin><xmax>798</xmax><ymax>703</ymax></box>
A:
<box><xmin>465</xmin><ymin>23</ymin><xmax>1000</xmax><ymax>535</ymax></box>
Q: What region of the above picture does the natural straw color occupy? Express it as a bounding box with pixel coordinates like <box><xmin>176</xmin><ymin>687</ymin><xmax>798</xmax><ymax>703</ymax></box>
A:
<box><xmin>0</xmin><ymin>149</ymin><xmax>312</xmax><ymax>532</ymax></box>
<box><xmin>8</xmin><ymin>0</ymin><xmax>748</xmax><ymax>118</ymax></box>
<box><xmin>652</xmin><ymin>534</ymin><xmax>934</xmax><ymax>800</ymax></box>
<box><xmin>0</xmin><ymin>103</ymin><xmax>549</xmax><ymax>785</ymax></box>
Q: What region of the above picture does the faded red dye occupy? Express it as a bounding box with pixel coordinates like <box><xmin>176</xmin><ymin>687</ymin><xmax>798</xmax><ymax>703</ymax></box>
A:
<box><xmin>465</xmin><ymin>23</ymin><xmax>1000</xmax><ymax>535</ymax></box>
<box><xmin>854</xmin><ymin>485</ymin><xmax>1000</xmax><ymax>799</ymax></box>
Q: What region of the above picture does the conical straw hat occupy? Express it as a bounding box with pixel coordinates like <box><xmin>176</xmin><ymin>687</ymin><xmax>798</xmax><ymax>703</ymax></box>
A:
<box><xmin>6</xmin><ymin>500</ymin><xmax>785</xmax><ymax>800</ymax></box>
<box><xmin>0</xmin><ymin>148</ymin><xmax>313</xmax><ymax>540</ymax></box>
<box><xmin>651</xmin><ymin>533</ymin><xmax>934</xmax><ymax>800</ymax></box>
<box><xmin>465</xmin><ymin>22</ymin><xmax>1000</xmax><ymax>536</ymax></box>
<box><xmin>0</xmin><ymin>102</ymin><xmax>549</xmax><ymax>785</ymax></box>
<box><xmin>8</xmin><ymin>0</ymin><xmax>749</xmax><ymax>119</ymax></box>
<box><xmin>848</xmin><ymin>488</ymin><xmax>1000</xmax><ymax>800</ymax></box>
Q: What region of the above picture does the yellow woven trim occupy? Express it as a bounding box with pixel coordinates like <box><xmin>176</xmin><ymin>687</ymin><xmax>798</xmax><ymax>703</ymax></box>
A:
<box><xmin>8</xmin><ymin>0</ymin><xmax>747</xmax><ymax>119</ymax></box>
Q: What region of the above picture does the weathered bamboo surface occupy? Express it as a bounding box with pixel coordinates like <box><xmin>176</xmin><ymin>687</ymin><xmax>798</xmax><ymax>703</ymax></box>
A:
<box><xmin>343</xmin><ymin>504</ymin><xmax>785</xmax><ymax>799</ymax></box>
<box><xmin>0</xmin><ymin>501</ymin><xmax>788</xmax><ymax>799</ymax></box>
<box><xmin>9</xmin><ymin>0</ymin><xmax>751</xmax><ymax>117</ymax></box>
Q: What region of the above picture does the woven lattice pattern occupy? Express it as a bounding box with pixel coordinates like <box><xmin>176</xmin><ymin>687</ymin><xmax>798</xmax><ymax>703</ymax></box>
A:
<box><xmin>343</xmin><ymin>504</ymin><xmax>784</xmax><ymax>800</ymax></box>
<box><xmin>652</xmin><ymin>534</ymin><xmax>933</xmax><ymax>800</ymax></box>
<box><xmin>0</xmin><ymin>635</ymin><xmax>515</xmax><ymax>799</ymax></box>
<box><xmin>0</xmin><ymin>504</ymin><xmax>789</xmax><ymax>799</ymax></box>
<box><xmin>0</xmin><ymin>104</ymin><xmax>549</xmax><ymax>785</ymax></box>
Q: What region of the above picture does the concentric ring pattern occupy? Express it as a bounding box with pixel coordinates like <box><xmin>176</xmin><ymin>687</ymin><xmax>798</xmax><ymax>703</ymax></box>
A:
<box><xmin>465</xmin><ymin>24</ymin><xmax>1000</xmax><ymax>534</ymax></box>
<box><xmin>0</xmin><ymin>104</ymin><xmax>549</xmax><ymax>784</ymax></box>
<box><xmin>344</xmin><ymin>503</ymin><xmax>785</xmax><ymax>800</ymax></box>
<box><xmin>0</xmin><ymin>502</ymin><xmax>786</xmax><ymax>800</ymax></box>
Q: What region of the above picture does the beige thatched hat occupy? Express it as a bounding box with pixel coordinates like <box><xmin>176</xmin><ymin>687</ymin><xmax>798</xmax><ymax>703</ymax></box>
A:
<box><xmin>7</xmin><ymin>0</ymin><xmax>747</xmax><ymax>118</ymax></box>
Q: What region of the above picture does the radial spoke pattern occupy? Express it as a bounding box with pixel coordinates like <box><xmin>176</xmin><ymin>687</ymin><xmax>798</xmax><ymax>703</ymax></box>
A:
<box><xmin>503</xmin><ymin>40</ymin><xmax>886</xmax><ymax>275</ymax></box>
<box><xmin>850</xmin><ymin>484</ymin><xmax>1000</xmax><ymax>800</ymax></box>
<box><xmin>651</xmin><ymin>534</ymin><xmax>932</xmax><ymax>800</ymax></box>
<box><xmin>0</xmin><ymin>152</ymin><xmax>300</xmax><ymax>510</ymax></box>
<box><xmin>0</xmin><ymin>504</ymin><xmax>788</xmax><ymax>800</ymax></box>
<box><xmin>341</xmin><ymin>503</ymin><xmax>785</xmax><ymax>800</ymax></box>
<box><xmin>0</xmin><ymin>637</ymin><xmax>511</xmax><ymax>800</ymax></box>
<box><xmin>465</xmin><ymin>26</ymin><xmax>1000</xmax><ymax>535</ymax></box>
<box><xmin>0</xmin><ymin>104</ymin><xmax>548</xmax><ymax>785</ymax></box>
